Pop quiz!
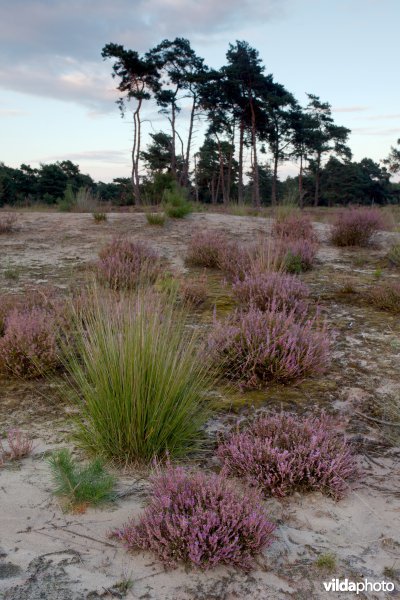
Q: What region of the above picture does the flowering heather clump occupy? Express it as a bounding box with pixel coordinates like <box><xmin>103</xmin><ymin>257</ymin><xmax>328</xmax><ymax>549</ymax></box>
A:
<box><xmin>179</xmin><ymin>275</ymin><xmax>208</xmax><ymax>307</ymax></box>
<box><xmin>0</xmin><ymin>308</ymin><xmax>59</xmax><ymax>378</ymax></box>
<box><xmin>281</xmin><ymin>238</ymin><xmax>319</xmax><ymax>273</ymax></box>
<box><xmin>218</xmin><ymin>412</ymin><xmax>358</xmax><ymax>500</ymax></box>
<box><xmin>272</xmin><ymin>213</ymin><xmax>318</xmax><ymax>243</ymax></box>
<box><xmin>368</xmin><ymin>281</ymin><xmax>400</xmax><ymax>313</ymax></box>
<box><xmin>96</xmin><ymin>239</ymin><xmax>162</xmax><ymax>290</ymax></box>
<box><xmin>112</xmin><ymin>464</ymin><xmax>275</xmax><ymax>570</ymax></box>
<box><xmin>233</xmin><ymin>271</ymin><xmax>309</xmax><ymax>313</ymax></box>
<box><xmin>185</xmin><ymin>229</ymin><xmax>229</xmax><ymax>268</ymax></box>
<box><xmin>331</xmin><ymin>207</ymin><xmax>387</xmax><ymax>247</ymax></box>
<box><xmin>209</xmin><ymin>303</ymin><xmax>330</xmax><ymax>389</ymax></box>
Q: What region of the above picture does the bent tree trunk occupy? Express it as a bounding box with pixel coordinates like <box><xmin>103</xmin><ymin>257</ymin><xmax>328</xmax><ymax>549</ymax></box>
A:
<box><xmin>238</xmin><ymin>118</ymin><xmax>244</xmax><ymax>203</ymax></box>
<box><xmin>132</xmin><ymin>98</ymin><xmax>142</xmax><ymax>205</ymax></box>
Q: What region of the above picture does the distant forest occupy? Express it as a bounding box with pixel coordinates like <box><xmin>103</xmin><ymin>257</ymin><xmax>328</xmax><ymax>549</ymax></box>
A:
<box><xmin>1</xmin><ymin>39</ymin><xmax>400</xmax><ymax>208</ymax></box>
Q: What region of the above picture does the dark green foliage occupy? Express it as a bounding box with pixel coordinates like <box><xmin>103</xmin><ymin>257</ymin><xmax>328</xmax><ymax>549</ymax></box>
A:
<box><xmin>48</xmin><ymin>449</ymin><xmax>115</xmax><ymax>508</ymax></box>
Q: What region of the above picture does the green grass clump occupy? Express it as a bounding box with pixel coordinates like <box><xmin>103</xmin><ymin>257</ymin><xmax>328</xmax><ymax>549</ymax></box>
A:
<box><xmin>315</xmin><ymin>553</ymin><xmax>337</xmax><ymax>571</ymax></box>
<box><xmin>63</xmin><ymin>288</ymin><xmax>214</xmax><ymax>463</ymax></box>
<box><xmin>48</xmin><ymin>449</ymin><xmax>115</xmax><ymax>509</ymax></box>
<box><xmin>146</xmin><ymin>212</ymin><xmax>166</xmax><ymax>226</ymax></box>
<box><xmin>93</xmin><ymin>212</ymin><xmax>107</xmax><ymax>223</ymax></box>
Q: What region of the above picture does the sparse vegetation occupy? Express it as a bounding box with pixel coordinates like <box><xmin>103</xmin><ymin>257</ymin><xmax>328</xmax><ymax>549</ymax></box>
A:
<box><xmin>315</xmin><ymin>553</ymin><xmax>337</xmax><ymax>571</ymax></box>
<box><xmin>0</xmin><ymin>214</ymin><xmax>18</xmax><ymax>234</ymax></box>
<box><xmin>369</xmin><ymin>281</ymin><xmax>400</xmax><ymax>313</ymax></box>
<box><xmin>388</xmin><ymin>243</ymin><xmax>400</xmax><ymax>267</ymax></box>
<box><xmin>112</xmin><ymin>464</ymin><xmax>275</xmax><ymax>570</ymax></box>
<box><xmin>92</xmin><ymin>211</ymin><xmax>107</xmax><ymax>222</ymax></box>
<box><xmin>0</xmin><ymin>429</ymin><xmax>33</xmax><ymax>465</ymax></box>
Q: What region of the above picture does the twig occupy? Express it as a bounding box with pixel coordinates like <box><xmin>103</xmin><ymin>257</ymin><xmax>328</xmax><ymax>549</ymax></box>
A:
<box><xmin>355</xmin><ymin>411</ymin><xmax>400</xmax><ymax>428</ymax></box>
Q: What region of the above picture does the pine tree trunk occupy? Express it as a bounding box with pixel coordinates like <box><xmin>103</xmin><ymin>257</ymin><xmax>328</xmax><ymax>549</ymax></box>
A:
<box><xmin>299</xmin><ymin>154</ymin><xmax>304</xmax><ymax>209</ymax></box>
<box><xmin>314</xmin><ymin>153</ymin><xmax>321</xmax><ymax>207</ymax></box>
<box><xmin>249</xmin><ymin>97</ymin><xmax>260</xmax><ymax>207</ymax></box>
<box><xmin>238</xmin><ymin>119</ymin><xmax>244</xmax><ymax>203</ymax></box>
<box><xmin>183</xmin><ymin>96</ymin><xmax>196</xmax><ymax>188</ymax></box>
<box><xmin>271</xmin><ymin>151</ymin><xmax>278</xmax><ymax>206</ymax></box>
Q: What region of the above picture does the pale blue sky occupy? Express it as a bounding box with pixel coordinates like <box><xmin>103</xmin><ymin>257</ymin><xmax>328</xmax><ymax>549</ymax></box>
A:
<box><xmin>0</xmin><ymin>0</ymin><xmax>399</xmax><ymax>182</ymax></box>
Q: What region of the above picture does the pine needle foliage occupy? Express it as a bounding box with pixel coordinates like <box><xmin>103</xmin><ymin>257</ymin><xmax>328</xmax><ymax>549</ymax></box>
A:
<box><xmin>48</xmin><ymin>449</ymin><xmax>115</xmax><ymax>507</ymax></box>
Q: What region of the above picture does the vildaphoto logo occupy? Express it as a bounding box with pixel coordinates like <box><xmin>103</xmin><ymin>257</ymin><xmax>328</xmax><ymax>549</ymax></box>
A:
<box><xmin>323</xmin><ymin>578</ymin><xmax>395</xmax><ymax>594</ymax></box>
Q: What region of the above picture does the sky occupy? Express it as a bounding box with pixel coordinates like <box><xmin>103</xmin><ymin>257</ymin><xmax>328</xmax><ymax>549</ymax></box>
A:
<box><xmin>1</xmin><ymin>0</ymin><xmax>399</xmax><ymax>183</ymax></box>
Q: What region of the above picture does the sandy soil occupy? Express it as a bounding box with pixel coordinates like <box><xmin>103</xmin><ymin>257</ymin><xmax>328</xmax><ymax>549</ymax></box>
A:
<box><xmin>0</xmin><ymin>212</ymin><xmax>399</xmax><ymax>599</ymax></box>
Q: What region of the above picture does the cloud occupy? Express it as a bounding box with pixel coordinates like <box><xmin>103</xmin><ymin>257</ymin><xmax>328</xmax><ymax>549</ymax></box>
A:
<box><xmin>352</xmin><ymin>127</ymin><xmax>400</xmax><ymax>136</ymax></box>
<box><xmin>366</xmin><ymin>113</ymin><xmax>400</xmax><ymax>121</ymax></box>
<box><xmin>38</xmin><ymin>149</ymin><xmax>130</xmax><ymax>164</ymax></box>
<box><xmin>332</xmin><ymin>105</ymin><xmax>369</xmax><ymax>113</ymax></box>
<box><xmin>0</xmin><ymin>108</ymin><xmax>29</xmax><ymax>117</ymax></box>
<box><xmin>0</xmin><ymin>0</ymin><xmax>289</xmax><ymax>111</ymax></box>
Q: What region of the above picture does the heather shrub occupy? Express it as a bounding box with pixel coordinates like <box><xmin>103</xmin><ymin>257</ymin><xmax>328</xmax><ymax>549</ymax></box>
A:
<box><xmin>368</xmin><ymin>281</ymin><xmax>400</xmax><ymax>313</ymax></box>
<box><xmin>209</xmin><ymin>303</ymin><xmax>330</xmax><ymax>389</ymax></box>
<box><xmin>64</xmin><ymin>288</ymin><xmax>214</xmax><ymax>462</ymax></box>
<box><xmin>96</xmin><ymin>239</ymin><xmax>162</xmax><ymax>290</ymax></box>
<box><xmin>233</xmin><ymin>272</ymin><xmax>309</xmax><ymax>313</ymax></box>
<box><xmin>281</xmin><ymin>238</ymin><xmax>318</xmax><ymax>273</ymax></box>
<box><xmin>220</xmin><ymin>239</ymin><xmax>284</xmax><ymax>281</ymax></box>
<box><xmin>49</xmin><ymin>449</ymin><xmax>115</xmax><ymax>509</ymax></box>
<box><xmin>112</xmin><ymin>464</ymin><xmax>275</xmax><ymax>570</ymax></box>
<box><xmin>272</xmin><ymin>212</ymin><xmax>318</xmax><ymax>243</ymax></box>
<box><xmin>179</xmin><ymin>275</ymin><xmax>208</xmax><ymax>307</ymax></box>
<box><xmin>0</xmin><ymin>307</ymin><xmax>59</xmax><ymax>378</ymax></box>
<box><xmin>331</xmin><ymin>207</ymin><xmax>387</xmax><ymax>246</ymax></box>
<box><xmin>185</xmin><ymin>229</ymin><xmax>229</xmax><ymax>268</ymax></box>
<box><xmin>0</xmin><ymin>214</ymin><xmax>18</xmax><ymax>234</ymax></box>
<box><xmin>0</xmin><ymin>429</ymin><xmax>33</xmax><ymax>465</ymax></box>
<box><xmin>218</xmin><ymin>412</ymin><xmax>357</xmax><ymax>500</ymax></box>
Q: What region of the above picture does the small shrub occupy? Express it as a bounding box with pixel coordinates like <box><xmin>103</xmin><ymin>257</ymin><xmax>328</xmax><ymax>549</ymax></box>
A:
<box><xmin>179</xmin><ymin>275</ymin><xmax>208</xmax><ymax>307</ymax></box>
<box><xmin>58</xmin><ymin>183</ymin><xmax>76</xmax><ymax>212</ymax></box>
<box><xmin>146</xmin><ymin>212</ymin><xmax>166</xmax><ymax>226</ymax></box>
<box><xmin>217</xmin><ymin>412</ymin><xmax>357</xmax><ymax>500</ymax></box>
<box><xmin>0</xmin><ymin>308</ymin><xmax>59</xmax><ymax>378</ymax></box>
<box><xmin>331</xmin><ymin>207</ymin><xmax>387</xmax><ymax>247</ymax></box>
<box><xmin>93</xmin><ymin>212</ymin><xmax>107</xmax><ymax>223</ymax></box>
<box><xmin>185</xmin><ymin>230</ymin><xmax>229</xmax><ymax>268</ymax></box>
<box><xmin>112</xmin><ymin>464</ymin><xmax>275</xmax><ymax>571</ymax></box>
<box><xmin>0</xmin><ymin>429</ymin><xmax>33</xmax><ymax>464</ymax></box>
<box><xmin>209</xmin><ymin>303</ymin><xmax>330</xmax><ymax>389</ymax></box>
<box><xmin>96</xmin><ymin>239</ymin><xmax>162</xmax><ymax>290</ymax></box>
<box><xmin>0</xmin><ymin>214</ymin><xmax>18</xmax><ymax>234</ymax></box>
<box><xmin>280</xmin><ymin>238</ymin><xmax>318</xmax><ymax>273</ymax></box>
<box><xmin>272</xmin><ymin>213</ymin><xmax>318</xmax><ymax>243</ymax></box>
<box><xmin>220</xmin><ymin>240</ymin><xmax>284</xmax><ymax>281</ymax></box>
<box><xmin>48</xmin><ymin>449</ymin><xmax>115</xmax><ymax>509</ymax></box>
<box><xmin>64</xmin><ymin>288</ymin><xmax>214</xmax><ymax>462</ymax></box>
<box><xmin>368</xmin><ymin>281</ymin><xmax>400</xmax><ymax>313</ymax></box>
<box><xmin>164</xmin><ymin>184</ymin><xmax>192</xmax><ymax>219</ymax></box>
<box><xmin>233</xmin><ymin>272</ymin><xmax>309</xmax><ymax>313</ymax></box>
<box><xmin>387</xmin><ymin>243</ymin><xmax>400</xmax><ymax>267</ymax></box>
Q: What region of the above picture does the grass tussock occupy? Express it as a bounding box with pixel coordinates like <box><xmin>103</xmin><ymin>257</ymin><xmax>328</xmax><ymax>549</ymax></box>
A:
<box><xmin>146</xmin><ymin>212</ymin><xmax>166</xmax><ymax>226</ymax></box>
<box><xmin>63</xmin><ymin>288</ymin><xmax>215</xmax><ymax>463</ymax></box>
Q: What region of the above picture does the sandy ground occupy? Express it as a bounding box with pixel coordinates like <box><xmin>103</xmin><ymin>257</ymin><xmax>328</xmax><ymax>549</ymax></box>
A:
<box><xmin>0</xmin><ymin>212</ymin><xmax>400</xmax><ymax>599</ymax></box>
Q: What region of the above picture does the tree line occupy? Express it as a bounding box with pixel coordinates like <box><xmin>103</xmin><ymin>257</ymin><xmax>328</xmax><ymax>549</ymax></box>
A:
<box><xmin>101</xmin><ymin>38</ymin><xmax>399</xmax><ymax>207</ymax></box>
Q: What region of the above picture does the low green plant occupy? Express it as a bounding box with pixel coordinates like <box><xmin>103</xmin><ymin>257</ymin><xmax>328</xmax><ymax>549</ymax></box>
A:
<box><xmin>92</xmin><ymin>212</ymin><xmax>107</xmax><ymax>223</ymax></box>
<box><xmin>164</xmin><ymin>184</ymin><xmax>192</xmax><ymax>219</ymax></box>
<box><xmin>48</xmin><ymin>448</ymin><xmax>115</xmax><ymax>509</ymax></box>
<box><xmin>63</xmin><ymin>288</ymin><xmax>215</xmax><ymax>462</ymax></box>
<box><xmin>57</xmin><ymin>183</ymin><xmax>76</xmax><ymax>212</ymax></box>
<box><xmin>315</xmin><ymin>553</ymin><xmax>337</xmax><ymax>571</ymax></box>
<box><xmin>4</xmin><ymin>265</ymin><xmax>20</xmax><ymax>280</ymax></box>
<box><xmin>146</xmin><ymin>212</ymin><xmax>166</xmax><ymax>226</ymax></box>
